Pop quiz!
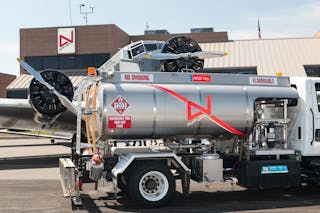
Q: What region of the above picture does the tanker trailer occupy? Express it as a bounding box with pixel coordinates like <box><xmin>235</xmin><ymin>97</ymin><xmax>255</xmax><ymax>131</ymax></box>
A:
<box><xmin>67</xmin><ymin>71</ymin><xmax>300</xmax><ymax>207</ymax></box>
<box><xmin>60</xmin><ymin>37</ymin><xmax>300</xmax><ymax>207</ymax></box>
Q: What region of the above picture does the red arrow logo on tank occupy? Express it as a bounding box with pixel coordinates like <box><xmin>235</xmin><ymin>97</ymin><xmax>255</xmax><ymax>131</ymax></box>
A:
<box><xmin>150</xmin><ymin>84</ymin><xmax>246</xmax><ymax>137</ymax></box>
<box><xmin>187</xmin><ymin>96</ymin><xmax>211</xmax><ymax>121</ymax></box>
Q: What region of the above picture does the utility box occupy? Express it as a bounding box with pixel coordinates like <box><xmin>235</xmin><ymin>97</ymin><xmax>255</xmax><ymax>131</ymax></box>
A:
<box><xmin>193</xmin><ymin>154</ymin><xmax>223</xmax><ymax>182</ymax></box>
<box><xmin>236</xmin><ymin>160</ymin><xmax>301</xmax><ymax>189</ymax></box>
<box><xmin>59</xmin><ymin>158</ymin><xmax>76</xmax><ymax>197</ymax></box>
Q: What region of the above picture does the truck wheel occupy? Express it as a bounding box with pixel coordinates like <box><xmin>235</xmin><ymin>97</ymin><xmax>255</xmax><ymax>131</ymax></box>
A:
<box><xmin>128</xmin><ymin>162</ymin><xmax>175</xmax><ymax>207</ymax></box>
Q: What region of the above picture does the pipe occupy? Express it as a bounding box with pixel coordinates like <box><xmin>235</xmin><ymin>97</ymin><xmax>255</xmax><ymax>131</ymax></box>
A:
<box><xmin>91</xmin><ymin>82</ymin><xmax>99</xmax><ymax>152</ymax></box>
<box><xmin>167</xmin><ymin>143</ymin><xmax>204</xmax><ymax>149</ymax></box>
<box><xmin>84</xmin><ymin>85</ymin><xmax>92</xmax><ymax>150</ymax></box>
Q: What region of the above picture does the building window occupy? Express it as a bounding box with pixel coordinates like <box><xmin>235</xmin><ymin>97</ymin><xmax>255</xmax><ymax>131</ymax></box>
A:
<box><xmin>25</xmin><ymin>56</ymin><xmax>42</xmax><ymax>70</ymax></box>
<box><xmin>42</xmin><ymin>56</ymin><xmax>59</xmax><ymax>69</ymax></box>
<box><xmin>305</xmin><ymin>65</ymin><xmax>320</xmax><ymax>77</ymax></box>
<box><xmin>203</xmin><ymin>67</ymin><xmax>257</xmax><ymax>75</ymax></box>
<box><xmin>93</xmin><ymin>54</ymin><xmax>109</xmax><ymax>67</ymax></box>
<box><xmin>59</xmin><ymin>55</ymin><xmax>76</xmax><ymax>69</ymax></box>
<box><xmin>24</xmin><ymin>53</ymin><xmax>110</xmax><ymax>73</ymax></box>
<box><xmin>76</xmin><ymin>55</ymin><xmax>93</xmax><ymax>69</ymax></box>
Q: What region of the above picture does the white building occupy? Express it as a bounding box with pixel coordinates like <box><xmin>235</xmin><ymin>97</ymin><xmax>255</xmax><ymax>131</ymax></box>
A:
<box><xmin>200</xmin><ymin>33</ymin><xmax>320</xmax><ymax>77</ymax></box>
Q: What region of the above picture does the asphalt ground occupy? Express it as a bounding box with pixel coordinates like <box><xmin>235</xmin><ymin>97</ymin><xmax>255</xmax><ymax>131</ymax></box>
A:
<box><xmin>0</xmin><ymin>136</ymin><xmax>320</xmax><ymax>213</ymax></box>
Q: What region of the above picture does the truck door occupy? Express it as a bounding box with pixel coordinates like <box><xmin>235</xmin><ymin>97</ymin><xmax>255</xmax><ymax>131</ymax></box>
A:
<box><xmin>310</xmin><ymin>82</ymin><xmax>320</xmax><ymax>149</ymax></box>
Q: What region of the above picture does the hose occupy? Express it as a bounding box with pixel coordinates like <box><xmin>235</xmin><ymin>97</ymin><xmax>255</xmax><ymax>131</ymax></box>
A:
<box><xmin>84</xmin><ymin>85</ymin><xmax>92</xmax><ymax>150</ymax></box>
<box><xmin>91</xmin><ymin>82</ymin><xmax>99</xmax><ymax>152</ymax></box>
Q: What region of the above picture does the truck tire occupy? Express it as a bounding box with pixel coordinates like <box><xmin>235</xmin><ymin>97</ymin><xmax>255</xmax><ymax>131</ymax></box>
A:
<box><xmin>118</xmin><ymin>174</ymin><xmax>128</xmax><ymax>193</ymax></box>
<box><xmin>127</xmin><ymin>162</ymin><xmax>175</xmax><ymax>207</ymax></box>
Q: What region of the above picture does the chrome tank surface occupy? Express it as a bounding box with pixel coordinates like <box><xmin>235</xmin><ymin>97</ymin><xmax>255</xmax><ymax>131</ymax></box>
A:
<box><xmin>95</xmin><ymin>73</ymin><xmax>299</xmax><ymax>140</ymax></box>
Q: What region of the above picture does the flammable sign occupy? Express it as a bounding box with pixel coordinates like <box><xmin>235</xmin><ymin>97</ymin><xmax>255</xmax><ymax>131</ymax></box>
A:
<box><xmin>108</xmin><ymin>116</ymin><xmax>131</xmax><ymax>128</ymax></box>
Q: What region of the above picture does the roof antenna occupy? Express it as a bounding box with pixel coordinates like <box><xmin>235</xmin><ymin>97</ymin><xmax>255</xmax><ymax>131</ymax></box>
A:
<box><xmin>69</xmin><ymin>0</ymin><xmax>72</xmax><ymax>25</ymax></box>
<box><xmin>80</xmin><ymin>4</ymin><xmax>94</xmax><ymax>25</ymax></box>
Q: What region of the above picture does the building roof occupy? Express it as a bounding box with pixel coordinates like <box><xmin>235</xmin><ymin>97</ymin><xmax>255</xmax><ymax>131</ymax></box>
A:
<box><xmin>0</xmin><ymin>73</ymin><xmax>16</xmax><ymax>77</ymax></box>
<box><xmin>6</xmin><ymin>74</ymin><xmax>86</xmax><ymax>90</ymax></box>
<box><xmin>200</xmin><ymin>37</ymin><xmax>320</xmax><ymax>76</ymax></box>
<box><xmin>130</xmin><ymin>31</ymin><xmax>228</xmax><ymax>43</ymax></box>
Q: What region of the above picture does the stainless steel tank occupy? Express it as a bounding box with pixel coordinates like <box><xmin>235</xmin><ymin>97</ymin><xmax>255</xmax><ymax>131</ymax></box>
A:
<box><xmin>0</xmin><ymin>72</ymin><xmax>298</xmax><ymax>141</ymax></box>
<box><xmin>95</xmin><ymin>73</ymin><xmax>299</xmax><ymax>140</ymax></box>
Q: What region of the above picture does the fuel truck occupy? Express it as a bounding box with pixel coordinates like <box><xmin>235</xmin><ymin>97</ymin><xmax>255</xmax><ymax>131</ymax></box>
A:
<box><xmin>1</xmin><ymin>37</ymin><xmax>320</xmax><ymax>207</ymax></box>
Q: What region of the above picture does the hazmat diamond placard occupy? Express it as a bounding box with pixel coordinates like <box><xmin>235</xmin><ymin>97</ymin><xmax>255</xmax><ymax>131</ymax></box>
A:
<box><xmin>111</xmin><ymin>96</ymin><xmax>130</xmax><ymax>114</ymax></box>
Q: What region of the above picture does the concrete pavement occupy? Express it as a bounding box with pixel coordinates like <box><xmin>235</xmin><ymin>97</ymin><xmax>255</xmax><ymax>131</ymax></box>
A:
<box><xmin>1</xmin><ymin>136</ymin><xmax>320</xmax><ymax>212</ymax></box>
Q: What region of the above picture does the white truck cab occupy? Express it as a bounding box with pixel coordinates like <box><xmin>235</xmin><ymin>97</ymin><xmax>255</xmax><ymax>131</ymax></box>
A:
<box><xmin>289</xmin><ymin>77</ymin><xmax>320</xmax><ymax>156</ymax></box>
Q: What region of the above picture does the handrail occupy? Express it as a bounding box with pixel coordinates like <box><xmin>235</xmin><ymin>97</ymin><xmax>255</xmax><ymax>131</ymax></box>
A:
<box><xmin>310</xmin><ymin>108</ymin><xmax>315</xmax><ymax>145</ymax></box>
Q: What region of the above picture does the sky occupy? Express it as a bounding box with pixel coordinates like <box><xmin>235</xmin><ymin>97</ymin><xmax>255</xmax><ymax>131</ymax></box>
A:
<box><xmin>0</xmin><ymin>0</ymin><xmax>319</xmax><ymax>76</ymax></box>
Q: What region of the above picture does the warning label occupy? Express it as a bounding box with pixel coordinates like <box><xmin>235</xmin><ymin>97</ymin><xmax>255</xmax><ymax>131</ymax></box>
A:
<box><xmin>121</xmin><ymin>73</ymin><xmax>154</xmax><ymax>82</ymax></box>
<box><xmin>191</xmin><ymin>74</ymin><xmax>211</xmax><ymax>82</ymax></box>
<box><xmin>111</xmin><ymin>96</ymin><xmax>130</xmax><ymax>114</ymax></box>
<box><xmin>108</xmin><ymin>116</ymin><xmax>131</xmax><ymax>128</ymax></box>
<box><xmin>249</xmin><ymin>77</ymin><xmax>278</xmax><ymax>86</ymax></box>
